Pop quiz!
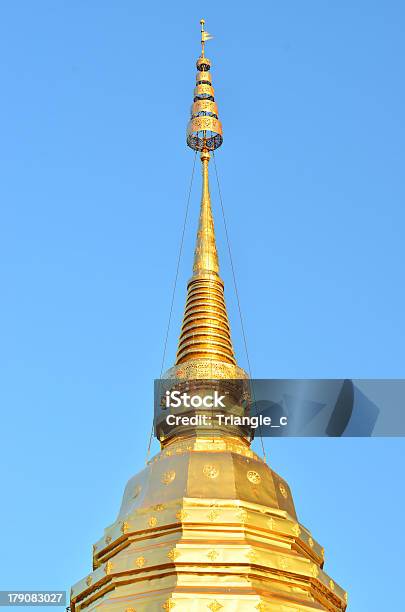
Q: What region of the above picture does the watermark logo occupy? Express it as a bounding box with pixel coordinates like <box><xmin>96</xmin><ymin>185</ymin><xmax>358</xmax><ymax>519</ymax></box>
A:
<box><xmin>154</xmin><ymin>379</ymin><xmax>405</xmax><ymax>438</ymax></box>
<box><xmin>164</xmin><ymin>390</ymin><xmax>226</xmax><ymax>409</ymax></box>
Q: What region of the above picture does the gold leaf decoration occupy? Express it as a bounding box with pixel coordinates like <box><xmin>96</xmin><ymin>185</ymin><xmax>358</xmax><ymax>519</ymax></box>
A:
<box><xmin>121</xmin><ymin>521</ymin><xmax>129</xmax><ymax>534</ymax></box>
<box><xmin>292</xmin><ymin>523</ymin><xmax>301</xmax><ymax>536</ymax></box>
<box><xmin>329</xmin><ymin>579</ymin><xmax>335</xmax><ymax>591</ymax></box>
<box><xmin>148</xmin><ymin>516</ymin><xmax>158</xmax><ymax>528</ymax></box>
<box><xmin>162</xmin><ymin>599</ymin><xmax>176</xmax><ymax>610</ymax></box>
<box><xmin>308</xmin><ymin>536</ymin><xmax>314</xmax><ymax>548</ymax></box>
<box><xmin>104</xmin><ymin>560</ymin><xmax>113</xmax><ymax>575</ymax></box>
<box><xmin>247</xmin><ymin>470</ymin><xmax>261</xmax><ymax>484</ymax></box>
<box><xmin>311</xmin><ymin>564</ymin><xmax>319</xmax><ymax>578</ymax></box>
<box><xmin>207</xmin><ymin>549</ymin><xmax>219</xmax><ymax>561</ymax></box>
<box><xmin>208</xmin><ymin>602</ymin><xmax>223</xmax><ymax>612</ymax></box>
<box><xmin>176</xmin><ymin>509</ymin><xmax>188</xmax><ymax>521</ymax></box>
<box><xmin>256</xmin><ymin>603</ymin><xmax>267</xmax><ymax>612</ymax></box>
<box><xmin>246</xmin><ymin>549</ymin><xmax>256</xmax><ymax>562</ymax></box>
<box><xmin>135</xmin><ymin>556</ymin><xmax>146</xmax><ymax>568</ymax></box>
<box><xmin>161</xmin><ymin>470</ymin><xmax>176</xmax><ymax>485</ymax></box>
<box><xmin>153</xmin><ymin>504</ymin><xmax>165</xmax><ymax>512</ymax></box>
<box><xmin>203</xmin><ymin>464</ymin><xmax>219</xmax><ymax>479</ymax></box>
<box><xmin>278</xmin><ymin>482</ymin><xmax>288</xmax><ymax>499</ymax></box>
<box><xmin>168</xmin><ymin>548</ymin><xmax>180</xmax><ymax>561</ymax></box>
<box><xmin>85</xmin><ymin>575</ymin><xmax>92</xmax><ymax>586</ymax></box>
<box><xmin>207</xmin><ymin>509</ymin><xmax>220</xmax><ymax>522</ymax></box>
<box><xmin>125</xmin><ymin>608</ymin><xmax>136</xmax><ymax>612</ymax></box>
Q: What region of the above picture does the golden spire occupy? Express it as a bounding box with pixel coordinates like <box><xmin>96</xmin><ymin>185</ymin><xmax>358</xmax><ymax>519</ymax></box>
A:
<box><xmin>192</xmin><ymin>149</ymin><xmax>219</xmax><ymax>276</ymax></box>
<box><xmin>70</xmin><ymin>23</ymin><xmax>347</xmax><ymax>612</ymax></box>
<box><xmin>176</xmin><ymin>21</ymin><xmax>236</xmax><ymax>366</ymax></box>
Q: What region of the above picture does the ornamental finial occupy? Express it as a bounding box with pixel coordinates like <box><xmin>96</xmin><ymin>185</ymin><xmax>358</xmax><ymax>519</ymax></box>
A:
<box><xmin>186</xmin><ymin>20</ymin><xmax>222</xmax><ymax>152</ymax></box>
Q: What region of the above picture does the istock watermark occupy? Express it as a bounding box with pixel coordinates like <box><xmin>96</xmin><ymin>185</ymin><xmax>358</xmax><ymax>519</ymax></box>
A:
<box><xmin>154</xmin><ymin>379</ymin><xmax>405</xmax><ymax>440</ymax></box>
<box><xmin>164</xmin><ymin>389</ymin><xmax>226</xmax><ymax>409</ymax></box>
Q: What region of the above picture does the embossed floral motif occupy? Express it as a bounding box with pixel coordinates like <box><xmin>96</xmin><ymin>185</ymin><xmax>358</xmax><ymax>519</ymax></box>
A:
<box><xmin>247</xmin><ymin>470</ymin><xmax>261</xmax><ymax>484</ymax></box>
<box><xmin>207</xmin><ymin>549</ymin><xmax>219</xmax><ymax>561</ymax></box>
<box><xmin>246</xmin><ymin>549</ymin><xmax>256</xmax><ymax>562</ymax></box>
<box><xmin>104</xmin><ymin>560</ymin><xmax>113</xmax><ymax>575</ymax></box>
<box><xmin>292</xmin><ymin>522</ymin><xmax>301</xmax><ymax>536</ymax></box>
<box><xmin>176</xmin><ymin>509</ymin><xmax>188</xmax><ymax>521</ymax></box>
<box><xmin>255</xmin><ymin>603</ymin><xmax>267</xmax><ymax>611</ymax></box>
<box><xmin>161</xmin><ymin>470</ymin><xmax>176</xmax><ymax>485</ymax></box>
<box><xmin>125</xmin><ymin>608</ymin><xmax>136</xmax><ymax>612</ymax></box>
<box><xmin>329</xmin><ymin>579</ymin><xmax>335</xmax><ymax>591</ymax></box>
<box><xmin>121</xmin><ymin>521</ymin><xmax>129</xmax><ymax>534</ymax></box>
<box><xmin>207</xmin><ymin>601</ymin><xmax>223</xmax><ymax>612</ymax></box>
<box><xmin>135</xmin><ymin>556</ymin><xmax>146</xmax><ymax>568</ymax></box>
<box><xmin>162</xmin><ymin>599</ymin><xmax>176</xmax><ymax>610</ymax></box>
<box><xmin>278</xmin><ymin>482</ymin><xmax>288</xmax><ymax>499</ymax></box>
<box><xmin>207</xmin><ymin>509</ymin><xmax>220</xmax><ymax>522</ymax></box>
<box><xmin>168</xmin><ymin>548</ymin><xmax>180</xmax><ymax>561</ymax></box>
<box><xmin>153</xmin><ymin>504</ymin><xmax>165</xmax><ymax>512</ymax></box>
<box><xmin>148</xmin><ymin>516</ymin><xmax>158</xmax><ymax>528</ymax></box>
<box><xmin>308</xmin><ymin>536</ymin><xmax>314</xmax><ymax>548</ymax></box>
<box><xmin>203</xmin><ymin>464</ymin><xmax>219</xmax><ymax>479</ymax></box>
<box><xmin>105</xmin><ymin>535</ymin><xmax>112</xmax><ymax>544</ymax></box>
<box><xmin>311</xmin><ymin>564</ymin><xmax>320</xmax><ymax>578</ymax></box>
<box><xmin>85</xmin><ymin>575</ymin><xmax>92</xmax><ymax>586</ymax></box>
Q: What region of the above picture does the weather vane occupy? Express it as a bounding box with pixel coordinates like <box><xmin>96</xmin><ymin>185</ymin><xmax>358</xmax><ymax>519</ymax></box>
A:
<box><xmin>200</xmin><ymin>18</ymin><xmax>213</xmax><ymax>57</ymax></box>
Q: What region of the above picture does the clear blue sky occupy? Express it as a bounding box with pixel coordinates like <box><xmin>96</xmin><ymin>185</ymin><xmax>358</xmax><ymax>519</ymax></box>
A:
<box><xmin>0</xmin><ymin>1</ymin><xmax>404</xmax><ymax>610</ymax></box>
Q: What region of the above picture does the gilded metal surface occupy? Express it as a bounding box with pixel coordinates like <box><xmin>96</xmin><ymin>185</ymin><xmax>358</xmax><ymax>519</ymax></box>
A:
<box><xmin>196</xmin><ymin>70</ymin><xmax>212</xmax><ymax>82</ymax></box>
<box><xmin>247</xmin><ymin>470</ymin><xmax>261</xmax><ymax>484</ymax></box>
<box><xmin>193</xmin><ymin>83</ymin><xmax>215</xmax><ymax>98</ymax></box>
<box><xmin>165</xmin><ymin>358</ymin><xmax>248</xmax><ymax>380</ymax></box>
<box><xmin>70</xmin><ymin>19</ymin><xmax>346</xmax><ymax>612</ymax></box>
<box><xmin>161</xmin><ymin>470</ymin><xmax>176</xmax><ymax>484</ymax></box>
<box><xmin>71</xmin><ymin>435</ymin><xmax>346</xmax><ymax>611</ymax></box>
<box><xmin>187</xmin><ymin>29</ymin><xmax>223</xmax><ymax>152</ymax></box>
<box><xmin>192</xmin><ymin>99</ymin><xmax>218</xmax><ymax>115</ymax></box>
<box><xmin>197</xmin><ymin>56</ymin><xmax>211</xmax><ymax>70</ymax></box>
<box><xmin>187</xmin><ymin>115</ymin><xmax>222</xmax><ymax>136</ymax></box>
<box><xmin>175</xmin><ymin>149</ymin><xmax>236</xmax><ymax>366</ymax></box>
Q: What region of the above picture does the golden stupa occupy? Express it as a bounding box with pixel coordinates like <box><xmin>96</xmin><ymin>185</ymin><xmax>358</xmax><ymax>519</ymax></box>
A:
<box><xmin>70</xmin><ymin>21</ymin><xmax>347</xmax><ymax>612</ymax></box>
